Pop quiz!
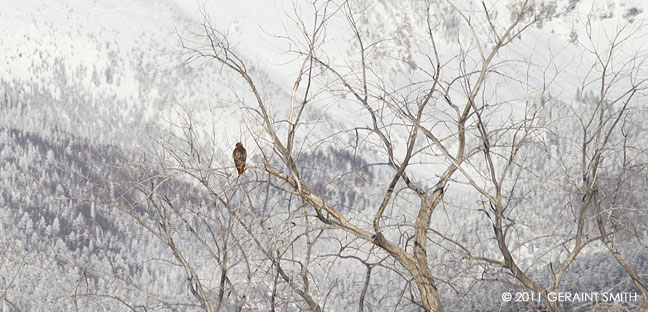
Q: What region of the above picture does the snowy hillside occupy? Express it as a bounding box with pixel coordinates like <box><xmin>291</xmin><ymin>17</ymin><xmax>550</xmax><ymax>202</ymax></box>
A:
<box><xmin>1</xmin><ymin>0</ymin><xmax>648</xmax><ymax>311</ymax></box>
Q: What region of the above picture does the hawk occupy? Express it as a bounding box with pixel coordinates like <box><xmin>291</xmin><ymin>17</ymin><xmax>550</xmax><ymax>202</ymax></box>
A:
<box><xmin>232</xmin><ymin>142</ymin><xmax>247</xmax><ymax>176</ymax></box>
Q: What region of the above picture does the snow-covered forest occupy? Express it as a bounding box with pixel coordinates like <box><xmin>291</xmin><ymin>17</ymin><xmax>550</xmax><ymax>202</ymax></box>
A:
<box><xmin>1</xmin><ymin>0</ymin><xmax>647</xmax><ymax>311</ymax></box>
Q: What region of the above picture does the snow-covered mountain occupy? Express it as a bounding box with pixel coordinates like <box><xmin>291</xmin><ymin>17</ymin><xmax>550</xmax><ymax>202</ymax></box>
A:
<box><xmin>2</xmin><ymin>0</ymin><xmax>648</xmax><ymax>311</ymax></box>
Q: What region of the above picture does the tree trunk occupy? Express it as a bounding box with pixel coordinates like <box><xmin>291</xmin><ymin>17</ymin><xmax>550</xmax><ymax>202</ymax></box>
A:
<box><xmin>413</xmin><ymin>266</ymin><xmax>441</xmax><ymax>312</ymax></box>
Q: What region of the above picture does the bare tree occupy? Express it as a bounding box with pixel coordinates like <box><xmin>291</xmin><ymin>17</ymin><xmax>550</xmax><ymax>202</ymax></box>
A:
<box><xmin>458</xmin><ymin>7</ymin><xmax>648</xmax><ymax>312</ymax></box>
<box><xmin>572</xmin><ymin>12</ymin><xmax>648</xmax><ymax>311</ymax></box>
<box><xmin>176</xmin><ymin>1</ymin><xmax>548</xmax><ymax>311</ymax></box>
<box><xmin>76</xmin><ymin>0</ymin><xmax>648</xmax><ymax>311</ymax></box>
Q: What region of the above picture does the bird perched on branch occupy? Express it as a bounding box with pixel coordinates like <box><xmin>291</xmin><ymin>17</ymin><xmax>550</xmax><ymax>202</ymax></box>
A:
<box><xmin>233</xmin><ymin>142</ymin><xmax>247</xmax><ymax>176</ymax></box>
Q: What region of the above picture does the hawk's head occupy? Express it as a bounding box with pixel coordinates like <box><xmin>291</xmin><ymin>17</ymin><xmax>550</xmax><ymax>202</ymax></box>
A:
<box><xmin>236</xmin><ymin>142</ymin><xmax>244</xmax><ymax>148</ymax></box>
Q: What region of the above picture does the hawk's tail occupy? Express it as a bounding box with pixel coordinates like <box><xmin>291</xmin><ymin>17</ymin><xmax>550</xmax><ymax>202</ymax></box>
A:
<box><xmin>237</xmin><ymin>164</ymin><xmax>245</xmax><ymax>175</ymax></box>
